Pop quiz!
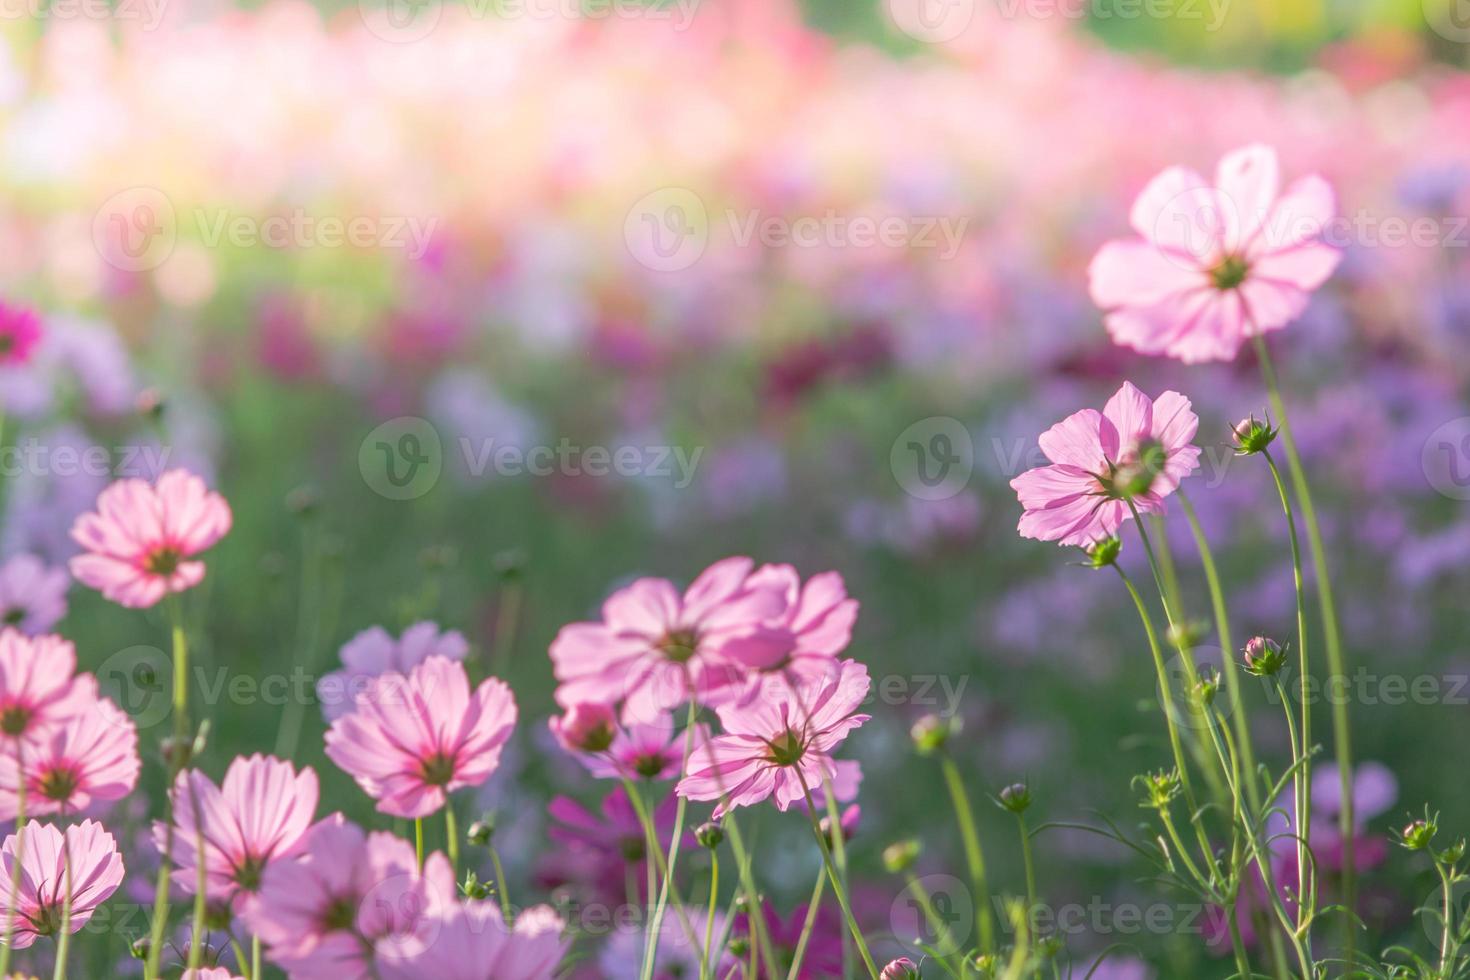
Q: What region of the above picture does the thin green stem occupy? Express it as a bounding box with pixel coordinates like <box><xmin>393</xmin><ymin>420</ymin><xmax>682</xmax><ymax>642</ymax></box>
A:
<box><xmin>491</xmin><ymin>578</ymin><xmax>523</xmax><ymax>676</ymax></box>
<box><xmin>0</xmin><ymin>745</ymin><xmax>26</xmax><ymax>977</ymax></box>
<box><xmin>1437</xmin><ymin>860</ymin><xmax>1459</xmax><ymax>975</ymax></box>
<box><xmin>938</xmin><ymin>754</ymin><xmax>995</xmax><ymax>955</ymax></box>
<box><xmin>415</xmin><ymin>818</ymin><xmax>424</xmax><ymax>870</ymax></box>
<box><xmin>489</xmin><ymin>845</ymin><xmax>512</xmax><ymax>921</ymax></box>
<box><xmin>618</xmin><ymin>777</ymin><xmax>700</xmax><ymax>960</ymax></box>
<box><xmin>445</xmin><ymin>801</ymin><xmax>459</xmax><ymax>878</ymax></box>
<box><xmin>704</xmin><ymin>851</ymin><xmax>719</xmax><ymax>980</ymax></box>
<box><xmin>642</xmin><ymin>702</ymin><xmax>700</xmax><ymax>980</ymax></box>
<box><xmin>901</xmin><ymin>874</ymin><xmax>963</xmax><ymax>978</ymax></box>
<box><xmin>51</xmin><ymin>835</ymin><xmax>74</xmax><ymax>980</ymax></box>
<box><xmin>253</xmin><ymin>934</ymin><xmax>262</xmax><ymax>980</ymax></box>
<box><xmin>724</xmin><ymin>815</ymin><xmax>778</xmax><ymax>977</ymax></box>
<box><xmin>1254</xmin><ymin>334</ymin><xmax>1355</xmax><ymax>957</ymax></box>
<box><xmin>785</xmin><ymin>860</ymin><xmax>828</xmax><ymax>980</ymax></box>
<box><xmin>798</xmin><ymin>779</ymin><xmax>878</xmax><ymax>979</ymax></box>
<box><xmin>275</xmin><ymin>520</ymin><xmax>323</xmax><ymax>759</ymax></box>
<box><xmin>1017</xmin><ymin>813</ymin><xmax>1037</xmax><ymax>913</ymax></box>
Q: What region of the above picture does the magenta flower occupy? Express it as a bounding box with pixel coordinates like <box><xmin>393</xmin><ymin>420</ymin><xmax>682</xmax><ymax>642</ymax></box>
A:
<box><xmin>376</xmin><ymin>900</ymin><xmax>567</xmax><ymax>980</ymax></box>
<box><xmin>0</xmin><ymin>630</ymin><xmax>94</xmax><ymax>744</ymax></box>
<box><xmin>182</xmin><ymin>970</ymin><xmax>246</xmax><ymax>980</ymax></box>
<box><xmin>550</xmin><ymin>557</ymin><xmax>787</xmax><ymax>722</ymax></box>
<box><xmin>560</xmin><ymin>710</ymin><xmax>704</xmax><ymax>782</ymax></box>
<box><xmin>0</xmin><ymin>694</ymin><xmax>139</xmax><ymax>819</ymax></box>
<box><xmin>247</xmin><ymin>813</ymin><xmax>451</xmax><ymax>980</ymax></box>
<box><xmin>677</xmin><ymin>659</ymin><xmax>870</xmax><ymax>819</ymax></box>
<box><xmin>324</xmin><ymin>656</ymin><xmax>517</xmax><ymax>818</ymax></box>
<box><xmin>316</xmin><ymin>621</ymin><xmax>469</xmax><ymax>722</ymax></box>
<box><xmin>0</xmin><ymin>554</ymin><xmax>69</xmax><ymax>635</ymax></box>
<box><xmin>1089</xmin><ymin>144</ymin><xmax>1341</xmax><ymax>363</ymax></box>
<box><xmin>547</xmin><ymin>786</ymin><xmax>675</xmax><ymax>876</ymax></box>
<box><xmin>547</xmin><ymin>702</ymin><xmax>617</xmax><ymax>755</ymax></box>
<box><xmin>0</xmin><ymin>819</ymin><xmax>125</xmax><ymax>948</ymax></box>
<box><xmin>717</xmin><ymin>565</ymin><xmax>858</xmax><ymax>693</ymax></box>
<box><xmin>69</xmin><ymin>469</ymin><xmax>233</xmax><ymax>608</ymax></box>
<box><xmin>153</xmin><ymin>754</ymin><xmax>319</xmax><ymax>910</ymax></box>
<box><xmin>1009</xmin><ymin>382</ymin><xmax>1201</xmax><ymax>547</ymax></box>
<box><xmin>0</xmin><ymin>301</ymin><xmax>42</xmax><ymax>366</ymax></box>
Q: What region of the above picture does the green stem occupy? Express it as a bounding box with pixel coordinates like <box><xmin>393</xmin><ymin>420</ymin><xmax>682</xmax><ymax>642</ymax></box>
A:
<box><xmin>1437</xmin><ymin>860</ymin><xmax>1458</xmax><ymax>975</ymax></box>
<box><xmin>901</xmin><ymin>874</ymin><xmax>963</xmax><ymax>977</ymax></box>
<box><xmin>491</xmin><ymin>578</ymin><xmax>523</xmax><ymax>676</ymax></box>
<box><xmin>786</xmin><ymin>861</ymin><xmax>829</xmax><ymax>980</ymax></box>
<box><xmin>445</xmin><ymin>801</ymin><xmax>459</xmax><ymax>878</ymax></box>
<box><xmin>618</xmin><ymin>777</ymin><xmax>701</xmax><ymax>962</ymax></box>
<box><xmin>724</xmin><ymin>815</ymin><xmax>778</xmax><ymax>977</ymax></box>
<box><xmin>252</xmin><ymin>934</ymin><xmax>262</xmax><ymax>980</ymax></box>
<box><xmin>642</xmin><ymin>702</ymin><xmax>699</xmax><ymax>980</ymax></box>
<box><xmin>51</xmin><ymin>834</ymin><xmax>73</xmax><ymax>980</ymax></box>
<box><xmin>188</xmin><ymin>788</ymin><xmax>208</xmax><ymax>971</ymax></box>
<box><xmin>489</xmin><ymin>845</ymin><xmax>512</xmax><ymax>921</ymax></box>
<box><xmin>274</xmin><ymin>520</ymin><xmax>323</xmax><ymax>759</ymax></box>
<box><xmin>1253</xmin><ymin>333</ymin><xmax>1355</xmax><ymax>955</ymax></box>
<box><xmin>938</xmin><ymin>754</ymin><xmax>995</xmax><ymax>955</ymax></box>
<box><xmin>704</xmin><ymin>851</ymin><xmax>720</xmax><ymax>980</ymax></box>
<box><xmin>415</xmin><ymin>818</ymin><xmax>424</xmax><ymax>870</ymax></box>
<box><xmin>0</xmin><ymin>746</ymin><xmax>25</xmax><ymax>977</ymax></box>
<box><xmin>798</xmin><ymin>779</ymin><xmax>878</xmax><ymax>979</ymax></box>
<box><xmin>1017</xmin><ymin>814</ymin><xmax>1037</xmax><ymax>913</ymax></box>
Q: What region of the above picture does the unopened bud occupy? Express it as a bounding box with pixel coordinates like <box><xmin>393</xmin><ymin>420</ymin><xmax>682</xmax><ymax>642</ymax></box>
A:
<box><xmin>1401</xmin><ymin>818</ymin><xmax>1437</xmax><ymax>851</ymax></box>
<box><xmin>1232</xmin><ymin>415</ymin><xmax>1278</xmax><ymax>456</ymax></box>
<box><xmin>695</xmin><ymin>822</ymin><xmax>724</xmax><ymax>849</ymax></box>
<box><xmin>881</xmin><ymin>958</ymin><xmax>921</xmax><ymax>980</ymax></box>
<box><xmin>467</xmin><ymin>817</ymin><xmax>495</xmax><ymax>847</ymax></box>
<box><xmin>1084</xmin><ymin>536</ymin><xmax>1122</xmax><ymax>569</ymax></box>
<box><xmin>1242</xmin><ymin>636</ymin><xmax>1286</xmax><ymax>677</ymax></box>
<box><xmin>998</xmin><ymin>783</ymin><xmax>1033</xmax><ymax>814</ymax></box>
<box><xmin>883</xmin><ymin>839</ymin><xmax>922</xmax><ymax>874</ymax></box>
<box><xmin>549</xmin><ymin>703</ymin><xmax>617</xmax><ymax>754</ymax></box>
<box><xmin>910</xmin><ymin>714</ymin><xmax>958</xmax><ymax>756</ymax></box>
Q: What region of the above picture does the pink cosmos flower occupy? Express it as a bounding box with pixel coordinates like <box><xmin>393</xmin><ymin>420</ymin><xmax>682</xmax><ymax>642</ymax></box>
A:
<box><xmin>546</xmin><ymin>786</ymin><xmax>676</xmax><ymax>892</ymax></box>
<box><xmin>677</xmin><ymin>659</ymin><xmax>870</xmax><ymax>819</ymax></box>
<box><xmin>316</xmin><ymin>621</ymin><xmax>469</xmax><ymax>722</ymax></box>
<box><xmin>153</xmin><ymin>754</ymin><xmax>319</xmax><ymax>909</ymax></box>
<box><xmin>550</xmin><ymin>557</ymin><xmax>787</xmax><ymax>723</ymax></box>
<box><xmin>0</xmin><ymin>630</ymin><xmax>94</xmax><ymax>744</ymax></box>
<box><xmin>375</xmin><ymin>900</ymin><xmax>567</xmax><ymax>980</ymax></box>
<box><xmin>324</xmin><ymin>656</ymin><xmax>517</xmax><ymax>819</ymax></box>
<box><xmin>0</xmin><ymin>819</ymin><xmax>125</xmax><ymax>948</ymax></box>
<box><xmin>716</xmin><ymin>565</ymin><xmax>858</xmax><ymax>698</ymax></box>
<box><xmin>183</xmin><ymin>970</ymin><xmax>246</xmax><ymax>980</ymax></box>
<box><xmin>0</xmin><ymin>554</ymin><xmax>69</xmax><ymax>635</ymax></box>
<box><xmin>599</xmin><ymin>907</ymin><xmax>736</xmax><ymax>980</ymax></box>
<box><xmin>1009</xmin><ymin>382</ymin><xmax>1201</xmax><ymax>547</ymax></box>
<box><xmin>0</xmin><ymin>301</ymin><xmax>42</xmax><ymax>366</ymax></box>
<box><xmin>548</xmin><ymin>702</ymin><xmax>618</xmax><ymax>755</ymax></box>
<box><xmin>1088</xmin><ymin>144</ymin><xmax>1341</xmax><ymax>363</ymax></box>
<box><xmin>69</xmin><ymin>469</ymin><xmax>233</xmax><ymax>608</ymax></box>
<box><xmin>554</xmin><ymin>709</ymin><xmax>705</xmax><ymax>782</ymax></box>
<box><xmin>247</xmin><ymin>814</ymin><xmax>452</xmax><ymax>980</ymax></box>
<box><xmin>0</xmin><ymin>694</ymin><xmax>139</xmax><ymax>819</ymax></box>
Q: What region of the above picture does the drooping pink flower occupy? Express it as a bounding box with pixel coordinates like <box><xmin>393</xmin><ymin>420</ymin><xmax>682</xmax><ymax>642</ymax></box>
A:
<box><xmin>247</xmin><ymin>813</ymin><xmax>453</xmax><ymax>980</ymax></box>
<box><xmin>677</xmin><ymin>659</ymin><xmax>870</xmax><ymax>819</ymax></box>
<box><xmin>716</xmin><ymin>565</ymin><xmax>858</xmax><ymax>697</ymax></box>
<box><xmin>0</xmin><ymin>693</ymin><xmax>139</xmax><ymax>819</ymax></box>
<box><xmin>0</xmin><ymin>819</ymin><xmax>125</xmax><ymax>948</ymax></box>
<box><xmin>550</xmin><ymin>557</ymin><xmax>787</xmax><ymax>722</ymax></box>
<box><xmin>0</xmin><ymin>301</ymin><xmax>42</xmax><ymax>366</ymax></box>
<box><xmin>324</xmin><ymin>656</ymin><xmax>516</xmax><ymax>819</ymax></box>
<box><xmin>69</xmin><ymin>469</ymin><xmax>233</xmax><ymax>608</ymax></box>
<box><xmin>0</xmin><ymin>554</ymin><xmax>69</xmax><ymax>635</ymax></box>
<box><xmin>0</xmin><ymin>630</ymin><xmax>94</xmax><ymax>743</ymax></box>
<box><xmin>548</xmin><ymin>702</ymin><xmax>618</xmax><ymax>756</ymax></box>
<box><xmin>153</xmin><ymin>754</ymin><xmax>319</xmax><ymax>910</ymax></box>
<box><xmin>375</xmin><ymin>900</ymin><xmax>567</xmax><ymax>980</ymax></box>
<box><xmin>556</xmin><ymin>709</ymin><xmax>704</xmax><ymax>782</ymax></box>
<box><xmin>1088</xmin><ymin>144</ymin><xmax>1341</xmax><ymax>363</ymax></box>
<box><xmin>316</xmin><ymin>621</ymin><xmax>470</xmax><ymax>721</ymax></box>
<box><xmin>1009</xmin><ymin>382</ymin><xmax>1201</xmax><ymax>547</ymax></box>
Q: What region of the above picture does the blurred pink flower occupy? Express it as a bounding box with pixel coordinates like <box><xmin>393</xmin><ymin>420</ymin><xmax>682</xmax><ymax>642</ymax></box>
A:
<box><xmin>717</xmin><ymin>566</ymin><xmax>857</xmax><ymax>690</ymax></box>
<box><xmin>316</xmin><ymin>621</ymin><xmax>469</xmax><ymax>722</ymax></box>
<box><xmin>0</xmin><ymin>630</ymin><xmax>93</xmax><ymax>744</ymax></box>
<box><xmin>0</xmin><ymin>554</ymin><xmax>69</xmax><ymax>635</ymax></box>
<box><xmin>69</xmin><ymin>469</ymin><xmax>233</xmax><ymax>609</ymax></box>
<box><xmin>153</xmin><ymin>754</ymin><xmax>319</xmax><ymax>910</ymax></box>
<box><xmin>0</xmin><ymin>301</ymin><xmax>41</xmax><ymax>366</ymax></box>
<box><xmin>0</xmin><ymin>819</ymin><xmax>124</xmax><ymax>948</ymax></box>
<box><xmin>182</xmin><ymin>970</ymin><xmax>245</xmax><ymax>980</ymax></box>
<box><xmin>599</xmin><ymin>907</ymin><xmax>736</xmax><ymax>980</ymax></box>
<box><xmin>677</xmin><ymin>659</ymin><xmax>869</xmax><ymax>819</ymax></box>
<box><xmin>324</xmin><ymin>656</ymin><xmax>516</xmax><ymax>819</ymax></box>
<box><xmin>0</xmin><ymin>694</ymin><xmax>139</xmax><ymax>819</ymax></box>
<box><xmin>565</xmin><ymin>710</ymin><xmax>703</xmax><ymax>783</ymax></box>
<box><xmin>1010</xmin><ymin>382</ymin><xmax>1200</xmax><ymax>547</ymax></box>
<box><xmin>248</xmin><ymin>813</ymin><xmax>449</xmax><ymax>980</ymax></box>
<box><xmin>376</xmin><ymin>900</ymin><xmax>567</xmax><ymax>980</ymax></box>
<box><xmin>1089</xmin><ymin>144</ymin><xmax>1341</xmax><ymax>363</ymax></box>
<box><xmin>550</xmin><ymin>557</ymin><xmax>787</xmax><ymax>722</ymax></box>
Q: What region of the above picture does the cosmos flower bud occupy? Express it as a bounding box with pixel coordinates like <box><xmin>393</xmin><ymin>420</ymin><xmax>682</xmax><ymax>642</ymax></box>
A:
<box><xmin>136</xmin><ymin>387</ymin><xmax>166</xmax><ymax>421</ymax></box>
<box><xmin>460</xmin><ymin>870</ymin><xmax>492</xmax><ymax>900</ymax></box>
<box><xmin>695</xmin><ymin>821</ymin><xmax>725</xmax><ymax>849</ymax></box>
<box><xmin>910</xmin><ymin>714</ymin><xmax>959</xmax><ymax>755</ymax></box>
<box><xmin>550</xmin><ymin>703</ymin><xmax>617</xmax><ymax>754</ymax></box>
<box><xmin>1400</xmin><ymin>817</ymin><xmax>1437</xmax><ymax>851</ymax></box>
<box><xmin>998</xmin><ymin>783</ymin><xmax>1033</xmax><ymax>814</ymax></box>
<box><xmin>728</xmin><ymin>936</ymin><xmax>751</xmax><ymax>959</ymax></box>
<box><xmin>820</xmin><ymin>804</ymin><xmax>861</xmax><ymax>843</ymax></box>
<box><xmin>883</xmin><ymin>839</ymin><xmax>922</xmax><ymax>874</ymax></box>
<box><xmin>1192</xmin><ymin>667</ymin><xmax>1221</xmax><ymax>708</ymax></box>
<box><xmin>1443</xmin><ymin>838</ymin><xmax>1467</xmax><ymax>865</ymax></box>
<box><xmin>881</xmin><ymin>958</ymin><xmax>921</xmax><ymax>980</ymax></box>
<box><xmin>1242</xmin><ymin>636</ymin><xmax>1286</xmax><ymax>677</ymax></box>
<box><xmin>1232</xmin><ymin>415</ymin><xmax>1278</xmax><ymax>456</ymax></box>
<box><xmin>130</xmin><ymin>936</ymin><xmax>151</xmax><ymax>960</ymax></box>
<box><xmin>1084</xmin><ymin>536</ymin><xmax>1122</xmax><ymax>569</ymax></box>
<box><xmin>467</xmin><ymin>816</ymin><xmax>496</xmax><ymax>846</ymax></box>
<box><xmin>1137</xmin><ymin>769</ymin><xmax>1182</xmax><ymax>810</ymax></box>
